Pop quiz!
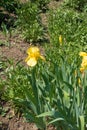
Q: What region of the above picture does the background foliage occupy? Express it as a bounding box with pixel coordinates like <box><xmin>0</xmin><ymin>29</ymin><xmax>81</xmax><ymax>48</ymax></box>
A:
<box><xmin>17</xmin><ymin>2</ymin><xmax>43</xmax><ymax>42</ymax></box>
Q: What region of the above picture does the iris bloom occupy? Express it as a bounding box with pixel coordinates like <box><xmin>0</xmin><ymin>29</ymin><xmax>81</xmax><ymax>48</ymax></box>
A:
<box><xmin>79</xmin><ymin>52</ymin><xmax>87</xmax><ymax>72</ymax></box>
<box><xmin>25</xmin><ymin>46</ymin><xmax>45</xmax><ymax>67</ymax></box>
<box><xmin>59</xmin><ymin>35</ymin><xmax>62</xmax><ymax>45</ymax></box>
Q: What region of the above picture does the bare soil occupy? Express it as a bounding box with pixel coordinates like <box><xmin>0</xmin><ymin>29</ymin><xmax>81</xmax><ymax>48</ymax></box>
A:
<box><xmin>0</xmin><ymin>0</ymin><xmax>63</xmax><ymax>130</ymax></box>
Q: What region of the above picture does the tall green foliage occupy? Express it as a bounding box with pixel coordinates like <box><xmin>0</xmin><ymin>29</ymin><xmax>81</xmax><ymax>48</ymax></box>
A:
<box><xmin>2</xmin><ymin>57</ymin><xmax>87</xmax><ymax>130</ymax></box>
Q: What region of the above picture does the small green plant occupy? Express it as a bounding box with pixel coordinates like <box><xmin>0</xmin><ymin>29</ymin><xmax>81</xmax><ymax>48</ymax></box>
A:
<box><xmin>0</xmin><ymin>58</ymin><xmax>8</xmax><ymax>102</ymax></box>
<box><xmin>1</xmin><ymin>23</ymin><xmax>12</xmax><ymax>47</ymax></box>
<box><xmin>63</xmin><ymin>0</ymin><xmax>87</xmax><ymax>11</ymax></box>
<box><xmin>17</xmin><ymin>2</ymin><xmax>43</xmax><ymax>43</ymax></box>
<box><xmin>31</xmin><ymin>0</ymin><xmax>50</xmax><ymax>11</ymax></box>
<box><xmin>0</xmin><ymin>0</ymin><xmax>20</xmax><ymax>13</ymax></box>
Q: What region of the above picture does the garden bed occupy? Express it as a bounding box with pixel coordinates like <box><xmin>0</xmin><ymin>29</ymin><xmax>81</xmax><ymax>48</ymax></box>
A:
<box><xmin>0</xmin><ymin>0</ymin><xmax>62</xmax><ymax>130</ymax></box>
<box><xmin>0</xmin><ymin>0</ymin><xmax>87</xmax><ymax>130</ymax></box>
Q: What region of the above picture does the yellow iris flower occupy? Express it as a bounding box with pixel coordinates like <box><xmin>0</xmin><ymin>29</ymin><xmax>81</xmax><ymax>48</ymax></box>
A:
<box><xmin>79</xmin><ymin>52</ymin><xmax>87</xmax><ymax>72</ymax></box>
<box><xmin>25</xmin><ymin>46</ymin><xmax>45</xmax><ymax>67</ymax></box>
<box><xmin>59</xmin><ymin>35</ymin><xmax>62</xmax><ymax>45</ymax></box>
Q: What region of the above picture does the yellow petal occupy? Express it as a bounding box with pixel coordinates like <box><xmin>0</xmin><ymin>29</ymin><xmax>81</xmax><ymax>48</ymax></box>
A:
<box><xmin>27</xmin><ymin>47</ymin><xmax>41</xmax><ymax>59</ymax></box>
<box><xmin>80</xmin><ymin>68</ymin><xmax>84</xmax><ymax>73</ymax></box>
<box><xmin>26</xmin><ymin>57</ymin><xmax>37</xmax><ymax>67</ymax></box>
<box><xmin>82</xmin><ymin>56</ymin><xmax>87</xmax><ymax>61</ymax></box>
<box><xmin>59</xmin><ymin>35</ymin><xmax>62</xmax><ymax>45</ymax></box>
<box><xmin>79</xmin><ymin>52</ymin><xmax>87</xmax><ymax>57</ymax></box>
<box><xmin>81</xmin><ymin>62</ymin><xmax>87</xmax><ymax>68</ymax></box>
<box><xmin>81</xmin><ymin>56</ymin><xmax>87</xmax><ymax>68</ymax></box>
<box><xmin>26</xmin><ymin>46</ymin><xmax>40</xmax><ymax>55</ymax></box>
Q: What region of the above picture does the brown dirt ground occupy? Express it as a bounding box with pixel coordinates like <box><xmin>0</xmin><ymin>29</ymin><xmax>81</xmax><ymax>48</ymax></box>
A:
<box><xmin>0</xmin><ymin>0</ymin><xmax>63</xmax><ymax>130</ymax></box>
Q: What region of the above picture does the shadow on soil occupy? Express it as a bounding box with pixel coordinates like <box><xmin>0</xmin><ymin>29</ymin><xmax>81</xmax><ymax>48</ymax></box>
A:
<box><xmin>0</xmin><ymin>124</ymin><xmax>8</xmax><ymax>130</ymax></box>
<box><xmin>0</xmin><ymin>9</ymin><xmax>17</xmax><ymax>30</ymax></box>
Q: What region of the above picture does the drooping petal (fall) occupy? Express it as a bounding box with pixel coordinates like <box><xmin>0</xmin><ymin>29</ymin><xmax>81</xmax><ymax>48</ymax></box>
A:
<box><xmin>26</xmin><ymin>57</ymin><xmax>37</xmax><ymax>67</ymax></box>
<box><xmin>79</xmin><ymin>52</ymin><xmax>87</xmax><ymax>57</ymax></box>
